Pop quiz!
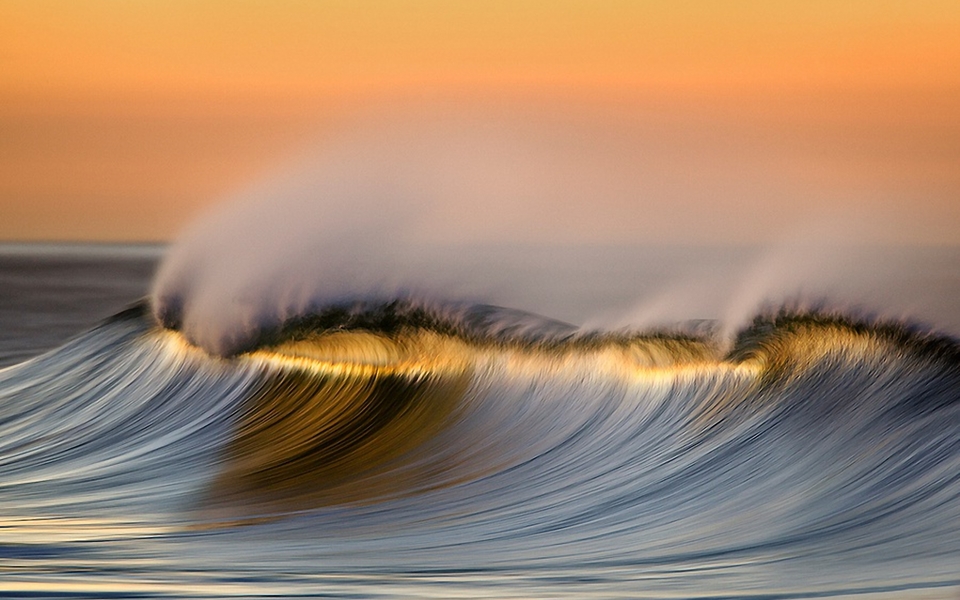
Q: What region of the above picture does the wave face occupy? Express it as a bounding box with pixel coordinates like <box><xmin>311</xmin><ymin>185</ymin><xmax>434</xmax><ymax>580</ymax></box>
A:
<box><xmin>2</xmin><ymin>300</ymin><xmax>959</xmax><ymax>598</ymax></box>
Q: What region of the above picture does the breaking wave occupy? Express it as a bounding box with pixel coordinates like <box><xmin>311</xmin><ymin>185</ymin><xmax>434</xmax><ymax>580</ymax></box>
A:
<box><xmin>1</xmin><ymin>297</ymin><xmax>959</xmax><ymax>597</ymax></box>
<box><xmin>5</xmin><ymin>115</ymin><xmax>960</xmax><ymax>598</ymax></box>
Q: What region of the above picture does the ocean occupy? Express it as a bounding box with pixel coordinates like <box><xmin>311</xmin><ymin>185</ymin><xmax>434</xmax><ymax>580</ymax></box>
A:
<box><xmin>0</xmin><ymin>242</ymin><xmax>958</xmax><ymax>598</ymax></box>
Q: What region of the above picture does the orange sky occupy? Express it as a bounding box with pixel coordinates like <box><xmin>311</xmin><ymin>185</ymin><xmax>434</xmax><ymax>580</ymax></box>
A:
<box><xmin>1</xmin><ymin>1</ymin><xmax>959</xmax><ymax>243</ymax></box>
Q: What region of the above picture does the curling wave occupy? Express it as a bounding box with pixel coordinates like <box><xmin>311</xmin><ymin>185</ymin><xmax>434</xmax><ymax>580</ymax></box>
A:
<box><xmin>1</xmin><ymin>298</ymin><xmax>959</xmax><ymax>597</ymax></box>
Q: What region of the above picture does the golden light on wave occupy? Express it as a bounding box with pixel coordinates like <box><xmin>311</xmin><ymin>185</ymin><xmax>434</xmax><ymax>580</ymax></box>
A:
<box><xmin>0</xmin><ymin>516</ymin><xmax>172</xmax><ymax>543</ymax></box>
<box><xmin>151</xmin><ymin>316</ymin><xmax>923</xmax><ymax>523</ymax></box>
<box><xmin>156</xmin><ymin>326</ymin><xmax>735</xmax><ymax>520</ymax></box>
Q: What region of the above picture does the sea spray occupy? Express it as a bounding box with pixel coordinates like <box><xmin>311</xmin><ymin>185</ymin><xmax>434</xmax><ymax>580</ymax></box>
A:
<box><xmin>151</xmin><ymin>111</ymin><xmax>960</xmax><ymax>357</ymax></box>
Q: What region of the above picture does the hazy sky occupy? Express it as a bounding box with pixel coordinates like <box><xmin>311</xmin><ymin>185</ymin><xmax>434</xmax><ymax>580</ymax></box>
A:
<box><xmin>1</xmin><ymin>1</ymin><xmax>958</xmax><ymax>243</ymax></box>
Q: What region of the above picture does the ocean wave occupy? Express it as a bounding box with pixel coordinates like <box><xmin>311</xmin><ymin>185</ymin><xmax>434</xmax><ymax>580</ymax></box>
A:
<box><xmin>1</xmin><ymin>301</ymin><xmax>959</xmax><ymax>597</ymax></box>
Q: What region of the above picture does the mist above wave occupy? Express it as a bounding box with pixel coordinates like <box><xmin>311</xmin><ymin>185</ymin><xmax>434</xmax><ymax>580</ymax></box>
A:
<box><xmin>150</xmin><ymin>110</ymin><xmax>960</xmax><ymax>356</ymax></box>
<box><xmin>152</xmin><ymin>112</ymin><xmax>691</xmax><ymax>355</ymax></box>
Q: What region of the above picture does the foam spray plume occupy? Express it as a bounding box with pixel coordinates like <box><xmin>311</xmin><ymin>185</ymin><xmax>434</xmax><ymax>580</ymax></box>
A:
<box><xmin>151</xmin><ymin>113</ymin><xmax>682</xmax><ymax>355</ymax></box>
<box><xmin>152</xmin><ymin>112</ymin><xmax>960</xmax><ymax>356</ymax></box>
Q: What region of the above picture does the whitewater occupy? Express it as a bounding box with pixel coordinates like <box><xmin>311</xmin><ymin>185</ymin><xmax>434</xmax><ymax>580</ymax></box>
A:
<box><xmin>1</xmin><ymin>116</ymin><xmax>959</xmax><ymax>598</ymax></box>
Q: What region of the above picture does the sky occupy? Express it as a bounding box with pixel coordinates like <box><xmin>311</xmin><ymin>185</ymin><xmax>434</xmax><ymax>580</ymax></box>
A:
<box><xmin>1</xmin><ymin>0</ymin><xmax>958</xmax><ymax>244</ymax></box>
